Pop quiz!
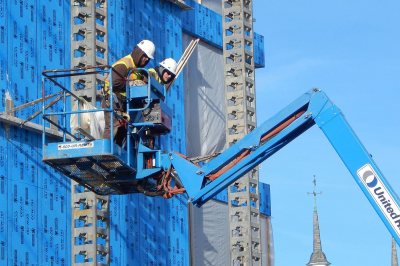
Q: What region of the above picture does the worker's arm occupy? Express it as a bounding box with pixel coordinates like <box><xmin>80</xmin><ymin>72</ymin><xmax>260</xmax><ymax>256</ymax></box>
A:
<box><xmin>111</xmin><ymin>64</ymin><xmax>128</xmax><ymax>93</ymax></box>
<box><xmin>148</xmin><ymin>68</ymin><xmax>162</xmax><ymax>83</ymax></box>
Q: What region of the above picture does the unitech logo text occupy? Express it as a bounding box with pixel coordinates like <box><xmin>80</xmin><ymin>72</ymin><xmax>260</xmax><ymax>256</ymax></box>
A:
<box><xmin>357</xmin><ymin>164</ymin><xmax>400</xmax><ymax>235</ymax></box>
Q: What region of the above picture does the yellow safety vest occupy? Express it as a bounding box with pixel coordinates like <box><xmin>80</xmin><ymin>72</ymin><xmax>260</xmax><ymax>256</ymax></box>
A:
<box><xmin>104</xmin><ymin>55</ymin><xmax>144</xmax><ymax>96</ymax></box>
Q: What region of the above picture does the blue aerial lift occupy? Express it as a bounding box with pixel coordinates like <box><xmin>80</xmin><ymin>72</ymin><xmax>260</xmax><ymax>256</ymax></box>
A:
<box><xmin>41</xmin><ymin>66</ymin><xmax>400</xmax><ymax>244</ymax></box>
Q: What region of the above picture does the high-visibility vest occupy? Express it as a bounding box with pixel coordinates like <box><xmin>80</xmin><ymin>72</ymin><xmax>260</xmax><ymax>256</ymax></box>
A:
<box><xmin>148</xmin><ymin>68</ymin><xmax>162</xmax><ymax>83</ymax></box>
<box><xmin>103</xmin><ymin>55</ymin><xmax>144</xmax><ymax>96</ymax></box>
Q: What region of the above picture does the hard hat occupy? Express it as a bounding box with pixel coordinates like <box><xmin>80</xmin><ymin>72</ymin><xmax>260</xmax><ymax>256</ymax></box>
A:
<box><xmin>160</xmin><ymin>58</ymin><xmax>178</xmax><ymax>75</ymax></box>
<box><xmin>137</xmin><ymin>40</ymin><xmax>155</xmax><ymax>59</ymax></box>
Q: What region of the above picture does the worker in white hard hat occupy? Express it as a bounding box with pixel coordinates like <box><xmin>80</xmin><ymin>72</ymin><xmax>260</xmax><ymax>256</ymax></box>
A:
<box><xmin>110</xmin><ymin>40</ymin><xmax>155</xmax><ymax>93</ymax></box>
<box><xmin>147</xmin><ymin>58</ymin><xmax>178</xmax><ymax>85</ymax></box>
<box><xmin>102</xmin><ymin>39</ymin><xmax>155</xmax><ymax>146</ymax></box>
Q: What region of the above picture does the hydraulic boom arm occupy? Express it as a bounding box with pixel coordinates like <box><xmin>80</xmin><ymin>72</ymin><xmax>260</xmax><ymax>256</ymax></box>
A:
<box><xmin>168</xmin><ymin>88</ymin><xmax>400</xmax><ymax>244</ymax></box>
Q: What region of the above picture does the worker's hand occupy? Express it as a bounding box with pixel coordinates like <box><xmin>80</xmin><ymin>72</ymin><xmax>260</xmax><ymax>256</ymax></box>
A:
<box><xmin>115</xmin><ymin>110</ymin><xmax>130</xmax><ymax>122</ymax></box>
<box><xmin>122</xmin><ymin>112</ymin><xmax>130</xmax><ymax>121</ymax></box>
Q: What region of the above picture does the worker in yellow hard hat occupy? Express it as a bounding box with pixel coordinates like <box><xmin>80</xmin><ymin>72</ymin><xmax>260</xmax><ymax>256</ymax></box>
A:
<box><xmin>102</xmin><ymin>39</ymin><xmax>155</xmax><ymax>146</ymax></box>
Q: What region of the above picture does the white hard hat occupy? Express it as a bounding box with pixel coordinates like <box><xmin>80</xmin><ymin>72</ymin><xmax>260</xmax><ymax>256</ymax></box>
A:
<box><xmin>137</xmin><ymin>40</ymin><xmax>155</xmax><ymax>59</ymax></box>
<box><xmin>160</xmin><ymin>58</ymin><xmax>178</xmax><ymax>75</ymax></box>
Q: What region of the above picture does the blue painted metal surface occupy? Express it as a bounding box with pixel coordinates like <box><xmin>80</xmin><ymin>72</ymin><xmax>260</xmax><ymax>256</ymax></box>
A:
<box><xmin>44</xmin><ymin>139</ymin><xmax>114</xmax><ymax>160</ymax></box>
<box><xmin>314</xmin><ymin>102</ymin><xmax>400</xmax><ymax>245</ymax></box>
<box><xmin>1</xmin><ymin>1</ymin><xmax>269</xmax><ymax>265</ymax></box>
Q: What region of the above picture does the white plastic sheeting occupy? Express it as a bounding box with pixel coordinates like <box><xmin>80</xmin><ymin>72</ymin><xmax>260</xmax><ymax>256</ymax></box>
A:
<box><xmin>190</xmin><ymin>200</ymin><xmax>274</xmax><ymax>266</ymax></box>
<box><xmin>183</xmin><ymin>34</ymin><xmax>226</xmax><ymax>157</ymax></box>
<box><xmin>190</xmin><ymin>200</ymin><xmax>230</xmax><ymax>265</ymax></box>
<box><xmin>261</xmin><ymin>213</ymin><xmax>275</xmax><ymax>266</ymax></box>
<box><xmin>70</xmin><ymin>100</ymin><xmax>105</xmax><ymax>139</ymax></box>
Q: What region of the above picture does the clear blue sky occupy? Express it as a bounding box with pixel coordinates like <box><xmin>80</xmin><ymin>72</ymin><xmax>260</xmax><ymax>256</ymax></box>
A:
<box><xmin>253</xmin><ymin>1</ymin><xmax>400</xmax><ymax>265</ymax></box>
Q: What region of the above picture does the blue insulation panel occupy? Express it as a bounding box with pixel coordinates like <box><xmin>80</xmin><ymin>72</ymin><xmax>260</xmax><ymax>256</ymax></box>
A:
<box><xmin>181</xmin><ymin>1</ymin><xmax>223</xmax><ymax>47</ymax></box>
<box><xmin>182</xmin><ymin>0</ymin><xmax>265</xmax><ymax>68</ymax></box>
<box><xmin>1</xmin><ymin>0</ymin><xmax>71</xmax><ymax>265</ymax></box>
<box><xmin>254</xmin><ymin>33</ymin><xmax>266</xmax><ymax>68</ymax></box>
<box><xmin>108</xmin><ymin>1</ymin><xmax>189</xmax><ymax>265</ymax></box>
<box><xmin>259</xmin><ymin>183</ymin><xmax>272</xmax><ymax>216</ymax></box>
<box><xmin>1</xmin><ymin>1</ymin><xmax>268</xmax><ymax>265</ymax></box>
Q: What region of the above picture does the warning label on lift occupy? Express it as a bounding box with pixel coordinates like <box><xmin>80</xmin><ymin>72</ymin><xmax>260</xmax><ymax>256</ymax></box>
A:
<box><xmin>57</xmin><ymin>142</ymin><xmax>94</xmax><ymax>150</ymax></box>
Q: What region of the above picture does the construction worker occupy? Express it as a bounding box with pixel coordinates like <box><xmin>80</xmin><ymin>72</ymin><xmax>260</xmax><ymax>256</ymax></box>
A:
<box><xmin>146</xmin><ymin>58</ymin><xmax>178</xmax><ymax>85</ymax></box>
<box><xmin>102</xmin><ymin>39</ymin><xmax>155</xmax><ymax>146</ymax></box>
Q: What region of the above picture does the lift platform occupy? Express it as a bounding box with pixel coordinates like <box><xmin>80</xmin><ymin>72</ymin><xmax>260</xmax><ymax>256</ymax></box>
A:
<box><xmin>43</xmin><ymin>139</ymin><xmax>137</xmax><ymax>195</ymax></box>
<box><xmin>41</xmin><ymin>66</ymin><xmax>170</xmax><ymax>195</ymax></box>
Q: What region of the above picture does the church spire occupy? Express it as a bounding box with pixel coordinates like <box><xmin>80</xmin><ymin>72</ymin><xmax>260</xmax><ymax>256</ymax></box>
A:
<box><xmin>306</xmin><ymin>175</ymin><xmax>331</xmax><ymax>266</ymax></box>
<box><xmin>392</xmin><ymin>238</ymin><xmax>398</xmax><ymax>266</ymax></box>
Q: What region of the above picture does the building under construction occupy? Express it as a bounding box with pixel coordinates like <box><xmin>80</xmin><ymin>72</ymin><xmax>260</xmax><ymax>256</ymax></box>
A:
<box><xmin>0</xmin><ymin>0</ymin><xmax>273</xmax><ymax>265</ymax></box>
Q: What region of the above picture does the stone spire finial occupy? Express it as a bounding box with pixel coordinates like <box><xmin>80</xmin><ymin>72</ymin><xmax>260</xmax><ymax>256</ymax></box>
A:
<box><xmin>306</xmin><ymin>175</ymin><xmax>331</xmax><ymax>266</ymax></box>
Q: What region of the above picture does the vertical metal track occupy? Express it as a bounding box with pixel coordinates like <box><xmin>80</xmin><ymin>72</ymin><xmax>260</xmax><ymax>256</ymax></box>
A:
<box><xmin>70</xmin><ymin>0</ymin><xmax>109</xmax><ymax>265</ymax></box>
<box><xmin>222</xmin><ymin>0</ymin><xmax>261</xmax><ymax>265</ymax></box>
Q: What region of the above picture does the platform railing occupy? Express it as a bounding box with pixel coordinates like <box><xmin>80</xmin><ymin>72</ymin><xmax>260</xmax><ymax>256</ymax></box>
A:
<box><xmin>41</xmin><ymin>66</ymin><xmax>166</xmax><ymax>168</ymax></box>
<box><xmin>41</xmin><ymin>65</ymin><xmax>115</xmax><ymax>153</ymax></box>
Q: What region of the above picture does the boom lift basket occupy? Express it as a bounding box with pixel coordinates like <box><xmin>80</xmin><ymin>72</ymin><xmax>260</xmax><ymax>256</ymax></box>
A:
<box><xmin>41</xmin><ymin>66</ymin><xmax>168</xmax><ymax>195</ymax></box>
